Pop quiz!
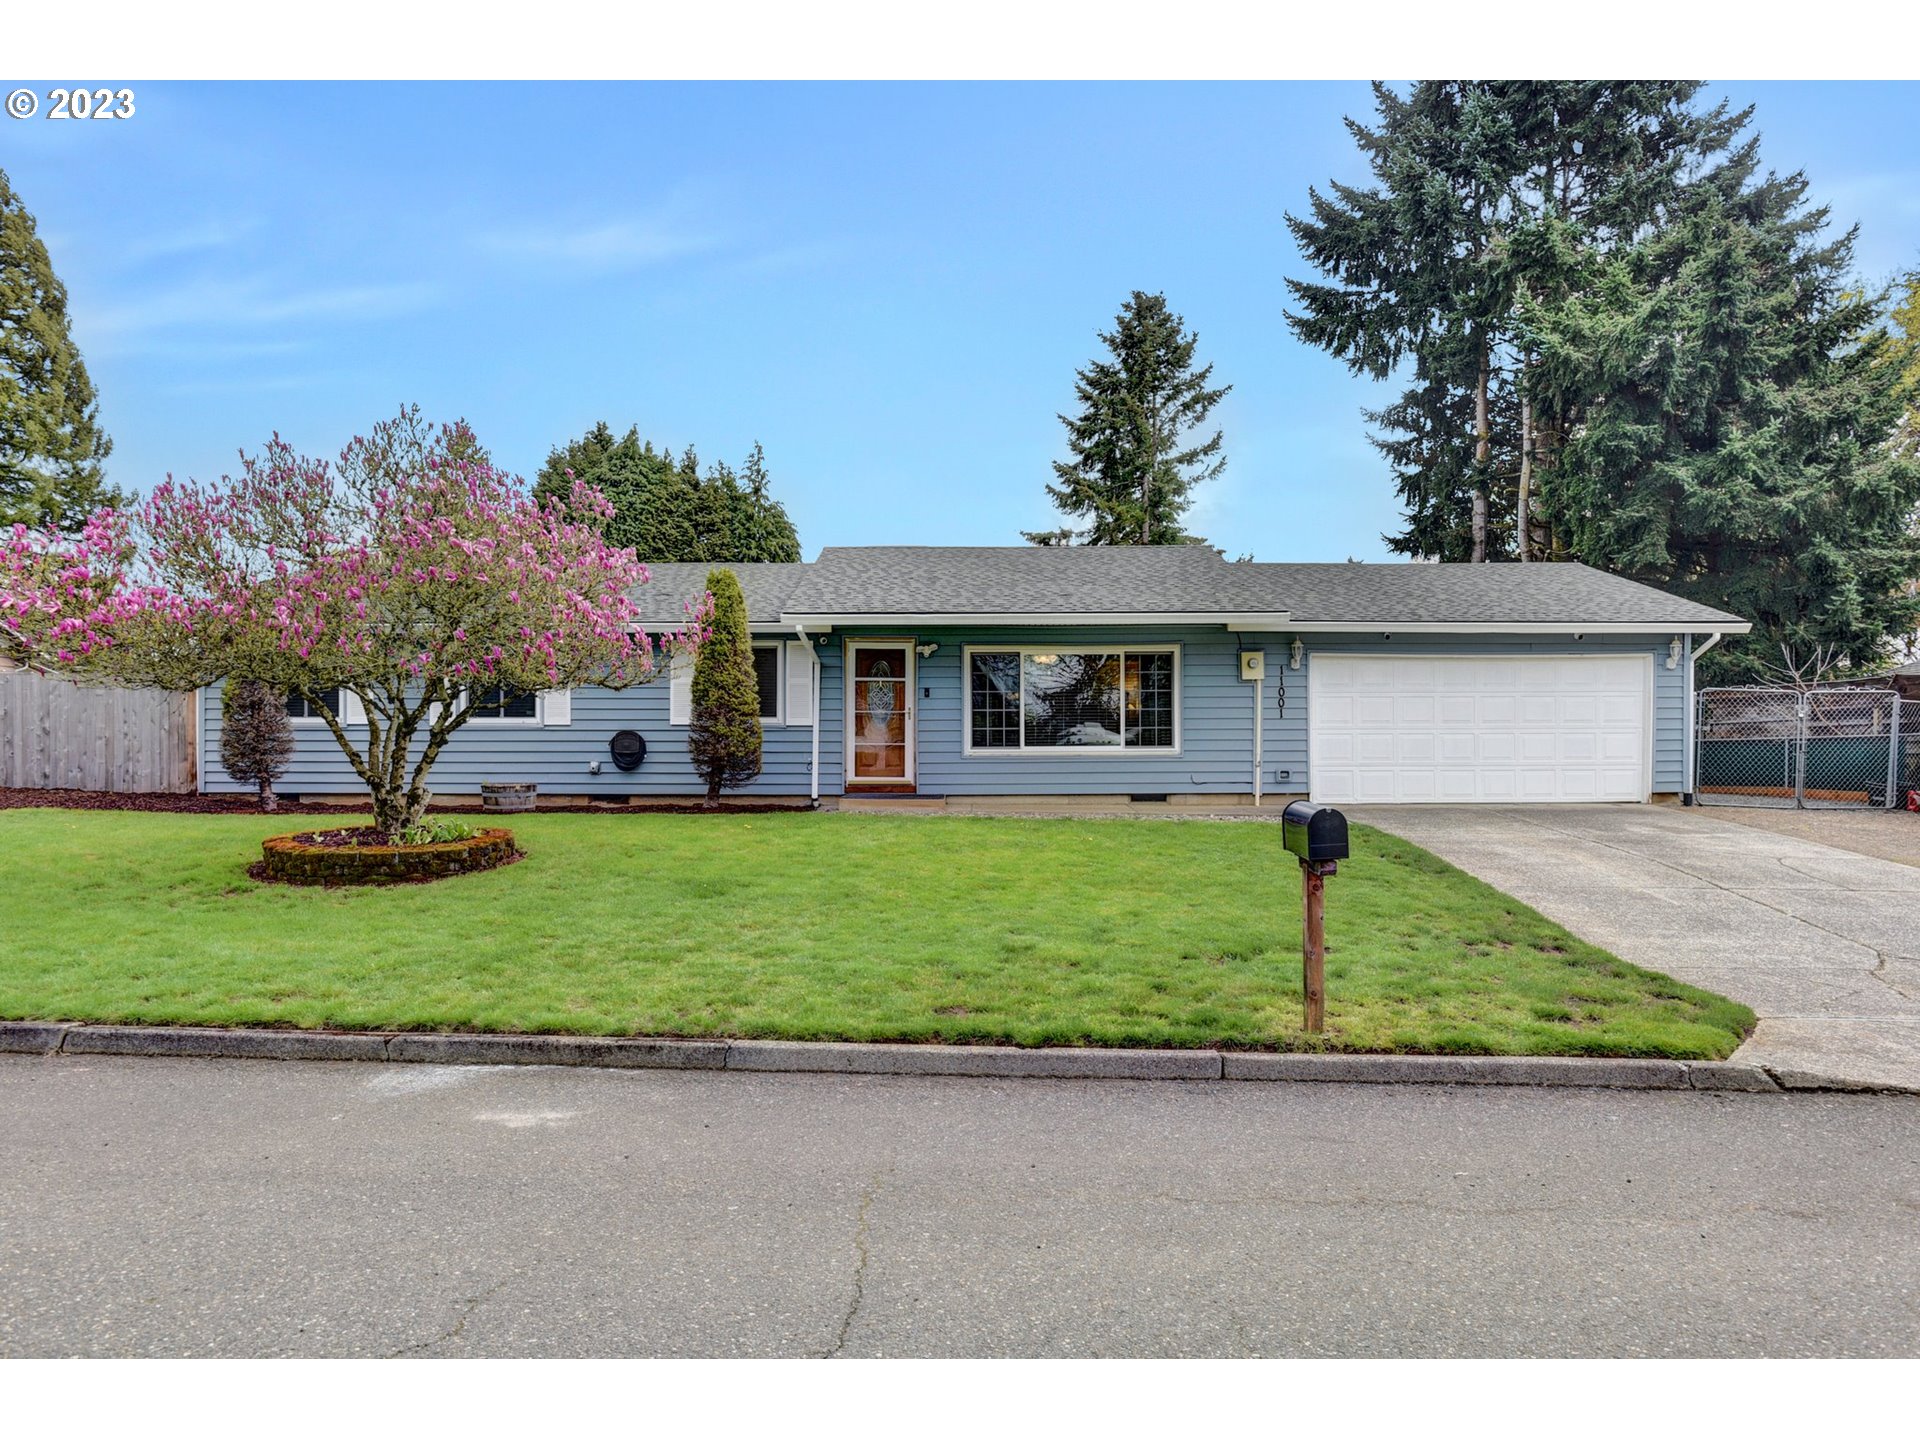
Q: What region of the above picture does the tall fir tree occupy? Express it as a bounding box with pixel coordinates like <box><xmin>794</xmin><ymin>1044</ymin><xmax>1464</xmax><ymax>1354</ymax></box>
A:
<box><xmin>1287</xmin><ymin>82</ymin><xmax>1746</xmax><ymax>561</ymax></box>
<box><xmin>1523</xmin><ymin>182</ymin><xmax>1920</xmax><ymax>678</ymax></box>
<box><xmin>1025</xmin><ymin>291</ymin><xmax>1229</xmax><ymax>546</ymax></box>
<box><xmin>0</xmin><ymin>167</ymin><xmax>120</xmax><ymax>533</ymax></box>
<box><xmin>533</xmin><ymin>425</ymin><xmax>801</xmax><ymax>563</ymax></box>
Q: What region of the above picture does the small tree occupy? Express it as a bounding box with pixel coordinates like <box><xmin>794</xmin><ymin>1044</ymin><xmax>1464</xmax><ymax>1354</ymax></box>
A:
<box><xmin>219</xmin><ymin>678</ymin><xmax>294</xmax><ymax>811</ymax></box>
<box><xmin>687</xmin><ymin>567</ymin><xmax>761</xmax><ymax>805</ymax></box>
<box><xmin>1</xmin><ymin>407</ymin><xmax>709</xmax><ymax>839</ymax></box>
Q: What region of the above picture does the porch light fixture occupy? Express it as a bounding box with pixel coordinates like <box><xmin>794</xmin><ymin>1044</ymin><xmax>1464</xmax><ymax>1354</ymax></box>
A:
<box><xmin>1289</xmin><ymin>638</ymin><xmax>1303</xmax><ymax>670</ymax></box>
<box><xmin>1668</xmin><ymin>637</ymin><xmax>1683</xmax><ymax>670</ymax></box>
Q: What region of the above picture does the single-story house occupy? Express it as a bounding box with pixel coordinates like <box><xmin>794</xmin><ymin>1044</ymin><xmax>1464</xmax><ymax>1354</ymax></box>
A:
<box><xmin>197</xmin><ymin>545</ymin><xmax>1751</xmax><ymax>806</ymax></box>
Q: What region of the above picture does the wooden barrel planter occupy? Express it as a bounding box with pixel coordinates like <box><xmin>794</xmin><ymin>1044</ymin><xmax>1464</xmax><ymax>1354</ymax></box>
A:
<box><xmin>257</xmin><ymin>827</ymin><xmax>520</xmax><ymax>886</ymax></box>
<box><xmin>482</xmin><ymin>782</ymin><xmax>538</xmax><ymax>813</ymax></box>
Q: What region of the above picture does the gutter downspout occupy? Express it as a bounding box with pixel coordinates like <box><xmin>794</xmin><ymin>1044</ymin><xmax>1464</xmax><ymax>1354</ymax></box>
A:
<box><xmin>1252</xmin><ymin>662</ymin><xmax>1264</xmax><ymax>807</ymax></box>
<box><xmin>1684</xmin><ymin>632</ymin><xmax>1723</xmax><ymax>803</ymax></box>
<box><xmin>797</xmin><ymin>625</ymin><xmax>820</xmax><ymax>806</ymax></box>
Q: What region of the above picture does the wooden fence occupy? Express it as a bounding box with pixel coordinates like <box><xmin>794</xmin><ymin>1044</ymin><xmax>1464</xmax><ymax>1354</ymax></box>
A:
<box><xmin>0</xmin><ymin>666</ymin><xmax>195</xmax><ymax>793</ymax></box>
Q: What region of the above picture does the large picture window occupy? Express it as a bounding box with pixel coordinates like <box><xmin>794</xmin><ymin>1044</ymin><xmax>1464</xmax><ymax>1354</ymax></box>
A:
<box><xmin>967</xmin><ymin>647</ymin><xmax>1178</xmax><ymax>753</ymax></box>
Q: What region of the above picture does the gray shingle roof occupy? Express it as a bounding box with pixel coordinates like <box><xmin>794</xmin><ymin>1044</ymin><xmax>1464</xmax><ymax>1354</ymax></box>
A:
<box><xmin>783</xmin><ymin>545</ymin><xmax>1289</xmax><ymax>616</ymax></box>
<box><xmin>628</xmin><ymin>547</ymin><xmax>1750</xmax><ymax>631</ymax></box>
<box><xmin>1246</xmin><ymin>560</ymin><xmax>1750</xmax><ymax>629</ymax></box>
<box><xmin>629</xmin><ymin>562</ymin><xmax>810</xmax><ymax>628</ymax></box>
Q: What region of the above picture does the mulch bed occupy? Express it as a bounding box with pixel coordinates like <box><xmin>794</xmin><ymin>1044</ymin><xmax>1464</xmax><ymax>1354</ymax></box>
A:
<box><xmin>0</xmin><ymin>787</ymin><xmax>815</xmax><ymax>816</ymax></box>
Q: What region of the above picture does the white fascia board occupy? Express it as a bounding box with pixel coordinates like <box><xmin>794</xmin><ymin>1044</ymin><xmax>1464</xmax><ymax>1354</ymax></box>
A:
<box><xmin>782</xmin><ymin>611</ymin><xmax>1291</xmax><ymax>629</ymax></box>
<box><xmin>1277</xmin><ymin>620</ymin><xmax>1752</xmax><ymax>635</ymax></box>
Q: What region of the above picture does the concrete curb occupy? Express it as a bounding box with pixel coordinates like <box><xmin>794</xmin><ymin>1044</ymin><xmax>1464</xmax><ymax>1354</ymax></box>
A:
<box><xmin>385</xmin><ymin>1033</ymin><xmax>727</xmax><ymax>1070</ymax></box>
<box><xmin>727</xmin><ymin>1038</ymin><xmax>1220</xmax><ymax>1079</ymax></box>
<box><xmin>0</xmin><ymin>1018</ymin><xmax>1823</xmax><ymax>1090</ymax></box>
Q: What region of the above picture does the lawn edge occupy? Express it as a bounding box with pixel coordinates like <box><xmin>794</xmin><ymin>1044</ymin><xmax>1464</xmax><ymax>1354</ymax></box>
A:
<box><xmin>0</xmin><ymin>1019</ymin><xmax>1837</xmax><ymax>1091</ymax></box>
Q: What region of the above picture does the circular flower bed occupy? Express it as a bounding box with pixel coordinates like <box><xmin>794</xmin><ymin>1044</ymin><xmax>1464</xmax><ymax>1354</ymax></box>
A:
<box><xmin>254</xmin><ymin>826</ymin><xmax>520</xmax><ymax>886</ymax></box>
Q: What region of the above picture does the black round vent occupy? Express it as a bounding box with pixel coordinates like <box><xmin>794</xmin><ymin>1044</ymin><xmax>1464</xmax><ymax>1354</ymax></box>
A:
<box><xmin>609</xmin><ymin>730</ymin><xmax>647</xmax><ymax>772</ymax></box>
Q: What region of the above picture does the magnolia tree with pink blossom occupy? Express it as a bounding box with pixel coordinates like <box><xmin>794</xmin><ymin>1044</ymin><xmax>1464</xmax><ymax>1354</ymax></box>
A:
<box><xmin>1</xmin><ymin>407</ymin><xmax>709</xmax><ymax>838</ymax></box>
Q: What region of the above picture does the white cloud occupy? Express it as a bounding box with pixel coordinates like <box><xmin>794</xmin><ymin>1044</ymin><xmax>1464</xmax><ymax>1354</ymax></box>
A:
<box><xmin>478</xmin><ymin>214</ymin><xmax>716</xmax><ymax>270</ymax></box>
<box><xmin>119</xmin><ymin>218</ymin><xmax>265</xmax><ymax>264</ymax></box>
<box><xmin>80</xmin><ymin>276</ymin><xmax>441</xmax><ymax>353</ymax></box>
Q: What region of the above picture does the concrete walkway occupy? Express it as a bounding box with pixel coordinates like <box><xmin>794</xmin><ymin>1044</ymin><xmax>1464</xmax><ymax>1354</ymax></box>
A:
<box><xmin>1352</xmin><ymin>805</ymin><xmax>1920</xmax><ymax>1092</ymax></box>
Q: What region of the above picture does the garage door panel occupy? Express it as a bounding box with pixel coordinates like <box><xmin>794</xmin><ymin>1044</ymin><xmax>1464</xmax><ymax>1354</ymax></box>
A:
<box><xmin>1356</xmin><ymin>696</ymin><xmax>1395</xmax><ymax>726</ymax></box>
<box><xmin>1559</xmin><ymin>732</ymin><xmax>1599</xmax><ymax>762</ymax></box>
<box><xmin>1311</xmin><ymin>654</ymin><xmax>1648</xmax><ymax>805</ymax></box>
<box><xmin>1520</xmin><ymin>696</ymin><xmax>1558</xmax><ymax>724</ymax></box>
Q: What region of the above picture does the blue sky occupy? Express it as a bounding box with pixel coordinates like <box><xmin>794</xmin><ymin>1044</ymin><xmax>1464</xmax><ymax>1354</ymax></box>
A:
<box><xmin>5</xmin><ymin>80</ymin><xmax>1918</xmax><ymax>560</ymax></box>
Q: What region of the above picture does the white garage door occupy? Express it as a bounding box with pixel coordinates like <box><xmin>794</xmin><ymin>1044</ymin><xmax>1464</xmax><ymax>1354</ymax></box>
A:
<box><xmin>1309</xmin><ymin>654</ymin><xmax>1650</xmax><ymax>804</ymax></box>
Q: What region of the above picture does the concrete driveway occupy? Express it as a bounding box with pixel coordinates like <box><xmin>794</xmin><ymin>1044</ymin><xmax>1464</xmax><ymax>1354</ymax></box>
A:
<box><xmin>1353</xmin><ymin>805</ymin><xmax>1920</xmax><ymax>1092</ymax></box>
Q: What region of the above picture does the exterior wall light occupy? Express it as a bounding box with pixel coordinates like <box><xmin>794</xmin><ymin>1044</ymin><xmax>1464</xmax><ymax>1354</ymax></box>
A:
<box><xmin>1289</xmin><ymin>638</ymin><xmax>1304</xmax><ymax>670</ymax></box>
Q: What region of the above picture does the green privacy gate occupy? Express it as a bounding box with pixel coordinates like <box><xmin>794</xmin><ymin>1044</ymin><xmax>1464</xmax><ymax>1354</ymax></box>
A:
<box><xmin>1695</xmin><ymin>686</ymin><xmax>1913</xmax><ymax>810</ymax></box>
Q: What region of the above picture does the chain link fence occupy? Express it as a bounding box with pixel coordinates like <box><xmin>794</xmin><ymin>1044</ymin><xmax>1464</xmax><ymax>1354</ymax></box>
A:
<box><xmin>1696</xmin><ymin>686</ymin><xmax>1917</xmax><ymax>810</ymax></box>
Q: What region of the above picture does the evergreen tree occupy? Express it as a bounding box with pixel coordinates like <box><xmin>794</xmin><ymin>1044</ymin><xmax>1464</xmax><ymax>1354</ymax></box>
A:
<box><xmin>534</xmin><ymin>424</ymin><xmax>801</xmax><ymax>562</ymax></box>
<box><xmin>1524</xmin><ymin>182</ymin><xmax>1920</xmax><ymax>679</ymax></box>
<box><xmin>1890</xmin><ymin>269</ymin><xmax>1920</xmax><ymax>454</ymax></box>
<box><xmin>1287</xmin><ymin>82</ymin><xmax>1746</xmax><ymax>561</ymax></box>
<box><xmin>1025</xmin><ymin>291</ymin><xmax>1229</xmax><ymax>546</ymax></box>
<box><xmin>0</xmin><ymin>167</ymin><xmax>120</xmax><ymax>533</ymax></box>
<box><xmin>687</xmin><ymin>567</ymin><xmax>762</xmax><ymax>804</ymax></box>
<box><xmin>731</xmin><ymin>442</ymin><xmax>802</xmax><ymax>563</ymax></box>
<box><xmin>219</xmin><ymin>678</ymin><xmax>295</xmax><ymax>812</ymax></box>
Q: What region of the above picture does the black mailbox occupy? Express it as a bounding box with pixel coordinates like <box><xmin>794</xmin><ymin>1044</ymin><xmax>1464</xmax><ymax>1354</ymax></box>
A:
<box><xmin>1282</xmin><ymin>801</ymin><xmax>1349</xmax><ymax>863</ymax></box>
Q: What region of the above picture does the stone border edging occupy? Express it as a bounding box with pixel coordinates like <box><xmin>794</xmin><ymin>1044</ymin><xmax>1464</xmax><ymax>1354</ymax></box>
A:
<box><xmin>0</xmin><ymin>1018</ymin><xmax>1833</xmax><ymax>1091</ymax></box>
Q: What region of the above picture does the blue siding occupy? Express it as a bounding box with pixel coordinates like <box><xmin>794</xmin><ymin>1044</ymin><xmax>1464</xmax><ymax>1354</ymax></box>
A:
<box><xmin>828</xmin><ymin>626</ymin><xmax>1260</xmax><ymax>798</ymax></box>
<box><xmin>199</xmin><ymin>651</ymin><xmax>828</xmax><ymax>799</ymax></box>
<box><xmin>201</xmin><ymin>627</ymin><xmax>1690</xmax><ymax>800</ymax></box>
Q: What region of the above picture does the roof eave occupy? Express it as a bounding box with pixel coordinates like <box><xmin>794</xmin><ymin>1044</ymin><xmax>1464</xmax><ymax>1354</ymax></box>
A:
<box><xmin>780</xmin><ymin>610</ymin><xmax>1294</xmax><ymax>631</ymax></box>
<box><xmin>1283</xmin><ymin>620</ymin><xmax>1752</xmax><ymax>635</ymax></box>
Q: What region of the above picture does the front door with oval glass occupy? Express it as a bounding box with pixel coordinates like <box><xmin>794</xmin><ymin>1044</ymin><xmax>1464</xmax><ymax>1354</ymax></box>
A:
<box><xmin>848</xmin><ymin>642</ymin><xmax>914</xmax><ymax>786</ymax></box>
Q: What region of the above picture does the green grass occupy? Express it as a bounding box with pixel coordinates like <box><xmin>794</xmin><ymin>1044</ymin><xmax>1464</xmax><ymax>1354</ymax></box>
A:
<box><xmin>0</xmin><ymin>808</ymin><xmax>1754</xmax><ymax>1058</ymax></box>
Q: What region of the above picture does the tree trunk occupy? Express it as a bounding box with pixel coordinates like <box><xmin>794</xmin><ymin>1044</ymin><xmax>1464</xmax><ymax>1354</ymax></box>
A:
<box><xmin>1472</xmin><ymin>343</ymin><xmax>1491</xmax><ymax>563</ymax></box>
<box><xmin>369</xmin><ymin>782</ymin><xmax>428</xmax><ymax>840</ymax></box>
<box><xmin>1517</xmin><ymin>379</ymin><xmax>1534</xmax><ymax>563</ymax></box>
<box><xmin>258</xmin><ymin>778</ymin><xmax>278</xmax><ymax>813</ymax></box>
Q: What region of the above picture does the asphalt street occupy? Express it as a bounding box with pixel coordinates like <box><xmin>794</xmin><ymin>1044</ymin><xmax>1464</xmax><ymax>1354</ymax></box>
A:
<box><xmin>2</xmin><ymin>1055</ymin><xmax>1916</xmax><ymax>1357</ymax></box>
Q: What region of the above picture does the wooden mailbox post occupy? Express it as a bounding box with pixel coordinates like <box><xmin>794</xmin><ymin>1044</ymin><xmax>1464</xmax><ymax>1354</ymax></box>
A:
<box><xmin>1281</xmin><ymin>802</ymin><xmax>1350</xmax><ymax>1034</ymax></box>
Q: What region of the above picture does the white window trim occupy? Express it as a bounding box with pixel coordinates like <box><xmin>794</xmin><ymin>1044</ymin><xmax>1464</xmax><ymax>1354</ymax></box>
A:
<box><xmin>462</xmin><ymin>686</ymin><xmax>544</xmax><ymax>726</ymax></box>
<box><xmin>666</xmin><ymin>645</ymin><xmax>786</xmax><ymax>727</ymax></box>
<box><xmin>961</xmin><ymin>643</ymin><xmax>1182</xmax><ymax>758</ymax></box>
<box><xmin>285</xmin><ymin>687</ymin><xmax>346</xmax><ymax>726</ymax></box>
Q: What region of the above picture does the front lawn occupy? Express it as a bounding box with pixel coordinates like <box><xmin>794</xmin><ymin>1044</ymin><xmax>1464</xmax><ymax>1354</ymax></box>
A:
<box><xmin>0</xmin><ymin>809</ymin><xmax>1753</xmax><ymax>1057</ymax></box>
